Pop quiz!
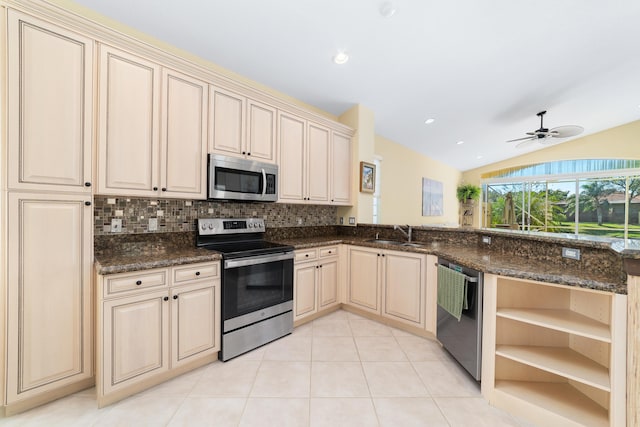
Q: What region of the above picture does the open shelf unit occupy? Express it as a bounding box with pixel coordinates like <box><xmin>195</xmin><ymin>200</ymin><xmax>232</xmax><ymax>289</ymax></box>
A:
<box><xmin>482</xmin><ymin>275</ymin><xmax>627</xmax><ymax>427</ymax></box>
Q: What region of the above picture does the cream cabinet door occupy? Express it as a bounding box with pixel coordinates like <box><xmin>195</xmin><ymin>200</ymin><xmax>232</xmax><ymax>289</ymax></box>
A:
<box><xmin>161</xmin><ymin>69</ymin><xmax>208</xmax><ymax>199</ymax></box>
<box><xmin>171</xmin><ymin>281</ymin><xmax>220</xmax><ymax>369</ymax></box>
<box><xmin>294</xmin><ymin>262</ymin><xmax>318</xmax><ymax>320</ymax></box>
<box><xmin>102</xmin><ymin>289</ymin><xmax>170</xmax><ymax>395</ymax></box>
<box><xmin>247</xmin><ymin>99</ymin><xmax>277</xmax><ymax>162</ymax></box>
<box><xmin>347</xmin><ymin>247</ymin><xmax>381</xmax><ymax>314</ymax></box>
<box><xmin>307</xmin><ymin>123</ymin><xmax>330</xmax><ymax>203</ymax></box>
<box><xmin>331</xmin><ymin>132</ymin><xmax>352</xmax><ymax>205</ymax></box>
<box><xmin>382</xmin><ymin>251</ymin><xmax>426</xmax><ymax>327</ymax></box>
<box><xmin>98</xmin><ymin>45</ymin><xmax>161</xmax><ymax>196</ymax></box>
<box><xmin>318</xmin><ymin>258</ymin><xmax>339</xmax><ymax>309</ymax></box>
<box><xmin>278</xmin><ymin>112</ymin><xmax>306</xmax><ymax>202</ymax></box>
<box><xmin>7</xmin><ymin>10</ymin><xmax>93</xmax><ymax>193</ymax></box>
<box><xmin>209</xmin><ymin>87</ymin><xmax>246</xmax><ymax>157</ymax></box>
<box><xmin>6</xmin><ymin>193</ymin><xmax>93</xmax><ymax>403</ymax></box>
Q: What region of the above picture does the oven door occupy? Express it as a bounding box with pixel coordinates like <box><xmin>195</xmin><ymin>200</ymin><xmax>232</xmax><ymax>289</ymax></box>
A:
<box><xmin>222</xmin><ymin>252</ymin><xmax>293</xmax><ymax>330</ymax></box>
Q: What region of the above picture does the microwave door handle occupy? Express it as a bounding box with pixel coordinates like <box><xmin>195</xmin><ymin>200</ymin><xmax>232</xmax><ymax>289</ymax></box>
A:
<box><xmin>261</xmin><ymin>168</ymin><xmax>267</xmax><ymax>197</ymax></box>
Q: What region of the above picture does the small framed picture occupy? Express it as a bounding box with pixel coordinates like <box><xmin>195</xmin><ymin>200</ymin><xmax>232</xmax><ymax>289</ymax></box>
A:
<box><xmin>359</xmin><ymin>161</ymin><xmax>376</xmax><ymax>193</ymax></box>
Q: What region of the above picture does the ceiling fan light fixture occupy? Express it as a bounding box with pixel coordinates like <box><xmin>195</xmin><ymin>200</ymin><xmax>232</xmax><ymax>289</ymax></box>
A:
<box><xmin>333</xmin><ymin>51</ymin><xmax>349</xmax><ymax>65</ymax></box>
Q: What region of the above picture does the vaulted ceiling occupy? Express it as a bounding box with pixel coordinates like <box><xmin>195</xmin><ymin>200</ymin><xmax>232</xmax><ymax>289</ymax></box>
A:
<box><xmin>72</xmin><ymin>0</ymin><xmax>640</xmax><ymax>171</ymax></box>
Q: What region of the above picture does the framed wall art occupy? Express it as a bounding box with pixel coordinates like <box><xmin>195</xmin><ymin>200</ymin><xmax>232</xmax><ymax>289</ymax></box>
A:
<box><xmin>359</xmin><ymin>161</ymin><xmax>376</xmax><ymax>193</ymax></box>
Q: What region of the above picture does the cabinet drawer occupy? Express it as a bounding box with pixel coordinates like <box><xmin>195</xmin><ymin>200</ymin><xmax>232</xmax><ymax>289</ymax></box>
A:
<box><xmin>173</xmin><ymin>262</ymin><xmax>219</xmax><ymax>283</ymax></box>
<box><xmin>319</xmin><ymin>246</ymin><xmax>339</xmax><ymax>258</ymax></box>
<box><xmin>295</xmin><ymin>249</ymin><xmax>318</xmax><ymax>262</ymax></box>
<box><xmin>105</xmin><ymin>269</ymin><xmax>168</xmax><ymax>296</ymax></box>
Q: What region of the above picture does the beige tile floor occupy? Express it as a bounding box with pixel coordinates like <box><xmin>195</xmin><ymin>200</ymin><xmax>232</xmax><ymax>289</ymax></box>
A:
<box><xmin>0</xmin><ymin>310</ymin><xmax>535</xmax><ymax>426</ymax></box>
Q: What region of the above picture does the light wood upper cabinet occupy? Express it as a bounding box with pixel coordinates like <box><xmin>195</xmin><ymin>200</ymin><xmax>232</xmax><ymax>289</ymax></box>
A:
<box><xmin>278</xmin><ymin>113</ymin><xmax>332</xmax><ymax>204</ymax></box>
<box><xmin>246</xmin><ymin>99</ymin><xmax>277</xmax><ymax>162</ymax></box>
<box><xmin>307</xmin><ymin>123</ymin><xmax>330</xmax><ymax>203</ymax></box>
<box><xmin>98</xmin><ymin>46</ymin><xmax>208</xmax><ymax>199</ymax></box>
<box><xmin>98</xmin><ymin>45</ymin><xmax>161</xmax><ymax>196</ymax></box>
<box><xmin>210</xmin><ymin>87</ymin><xmax>246</xmax><ymax>157</ymax></box>
<box><xmin>278</xmin><ymin>112</ymin><xmax>306</xmax><ymax>201</ymax></box>
<box><xmin>7</xmin><ymin>10</ymin><xmax>93</xmax><ymax>193</ymax></box>
<box><xmin>6</xmin><ymin>192</ymin><xmax>93</xmax><ymax>404</ymax></box>
<box><xmin>330</xmin><ymin>132</ymin><xmax>352</xmax><ymax>205</ymax></box>
<box><xmin>210</xmin><ymin>88</ymin><xmax>277</xmax><ymax>163</ymax></box>
<box><xmin>161</xmin><ymin>69</ymin><xmax>208</xmax><ymax>199</ymax></box>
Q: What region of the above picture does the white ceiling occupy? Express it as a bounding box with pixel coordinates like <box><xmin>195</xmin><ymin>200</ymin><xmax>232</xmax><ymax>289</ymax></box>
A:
<box><xmin>71</xmin><ymin>0</ymin><xmax>640</xmax><ymax>171</ymax></box>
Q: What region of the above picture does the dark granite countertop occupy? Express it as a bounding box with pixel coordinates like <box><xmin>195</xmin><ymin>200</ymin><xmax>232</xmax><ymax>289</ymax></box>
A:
<box><xmin>94</xmin><ymin>232</ymin><xmax>221</xmax><ymax>275</ymax></box>
<box><xmin>94</xmin><ymin>230</ymin><xmax>627</xmax><ymax>293</ymax></box>
<box><xmin>274</xmin><ymin>236</ymin><xmax>626</xmax><ymax>294</ymax></box>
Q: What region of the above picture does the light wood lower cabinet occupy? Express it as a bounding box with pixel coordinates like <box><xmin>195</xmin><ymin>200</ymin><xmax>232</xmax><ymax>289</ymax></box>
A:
<box><xmin>5</xmin><ymin>193</ymin><xmax>94</xmax><ymax>413</ymax></box>
<box><xmin>97</xmin><ymin>261</ymin><xmax>220</xmax><ymax>406</ymax></box>
<box><xmin>346</xmin><ymin>246</ymin><xmax>427</xmax><ymax>328</ymax></box>
<box><xmin>293</xmin><ymin>246</ymin><xmax>340</xmax><ymax>323</ymax></box>
<box><xmin>482</xmin><ymin>274</ymin><xmax>627</xmax><ymax>427</ymax></box>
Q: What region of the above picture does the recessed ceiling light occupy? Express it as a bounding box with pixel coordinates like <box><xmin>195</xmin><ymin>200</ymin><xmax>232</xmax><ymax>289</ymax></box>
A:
<box><xmin>333</xmin><ymin>52</ymin><xmax>349</xmax><ymax>65</ymax></box>
<box><xmin>476</xmin><ymin>154</ymin><xmax>483</xmax><ymax>159</ymax></box>
<box><xmin>456</xmin><ymin>140</ymin><xmax>464</xmax><ymax>145</ymax></box>
<box><xmin>379</xmin><ymin>2</ymin><xmax>397</xmax><ymax>18</ymax></box>
<box><xmin>424</xmin><ymin>118</ymin><xmax>435</xmax><ymax>125</ymax></box>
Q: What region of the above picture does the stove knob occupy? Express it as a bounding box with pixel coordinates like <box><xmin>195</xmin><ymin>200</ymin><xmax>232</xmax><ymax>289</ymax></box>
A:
<box><xmin>248</xmin><ymin>223</ymin><xmax>254</xmax><ymax>228</ymax></box>
<box><xmin>201</xmin><ymin>223</ymin><xmax>207</xmax><ymax>230</ymax></box>
<box><xmin>208</xmin><ymin>224</ymin><xmax>214</xmax><ymax>229</ymax></box>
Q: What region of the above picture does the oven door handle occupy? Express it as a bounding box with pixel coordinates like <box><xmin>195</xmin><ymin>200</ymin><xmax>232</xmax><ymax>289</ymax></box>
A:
<box><xmin>261</xmin><ymin>168</ymin><xmax>267</xmax><ymax>197</ymax></box>
<box><xmin>224</xmin><ymin>252</ymin><xmax>293</xmax><ymax>269</ymax></box>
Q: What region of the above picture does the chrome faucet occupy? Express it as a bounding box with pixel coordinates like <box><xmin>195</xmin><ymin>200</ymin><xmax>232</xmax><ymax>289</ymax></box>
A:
<box><xmin>394</xmin><ymin>224</ymin><xmax>412</xmax><ymax>242</ymax></box>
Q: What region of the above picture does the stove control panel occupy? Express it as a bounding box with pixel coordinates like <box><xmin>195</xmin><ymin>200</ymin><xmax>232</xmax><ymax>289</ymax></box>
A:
<box><xmin>198</xmin><ymin>218</ymin><xmax>265</xmax><ymax>235</ymax></box>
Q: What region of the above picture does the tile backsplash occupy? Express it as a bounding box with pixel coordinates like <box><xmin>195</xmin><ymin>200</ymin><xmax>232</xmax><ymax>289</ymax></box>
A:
<box><xmin>93</xmin><ymin>196</ymin><xmax>338</xmax><ymax>235</ymax></box>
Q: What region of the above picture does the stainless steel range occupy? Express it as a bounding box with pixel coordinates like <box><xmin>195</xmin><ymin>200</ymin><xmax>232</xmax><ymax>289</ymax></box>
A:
<box><xmin>196</xmin><ymin>218</ymin><xmax>294</xmax><ymax>361</ymax></box>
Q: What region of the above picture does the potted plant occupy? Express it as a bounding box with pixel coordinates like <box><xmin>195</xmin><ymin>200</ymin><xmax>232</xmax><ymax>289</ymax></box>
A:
<box><xmin>456</xmin><ymin>183</ymin><xmax>481</xmax><ymax>203</ymax></box>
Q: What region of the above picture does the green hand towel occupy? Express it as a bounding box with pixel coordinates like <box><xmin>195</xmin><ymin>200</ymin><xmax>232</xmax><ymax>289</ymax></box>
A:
<box><xmin>437</xmin><ymin>264</ymin><xmax>468</xmax><ymax>321</ymax></box>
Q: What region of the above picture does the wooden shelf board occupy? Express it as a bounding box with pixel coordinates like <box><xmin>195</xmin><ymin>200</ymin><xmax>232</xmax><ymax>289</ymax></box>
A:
<box><xmin>497</xmin><ymin>308</ymin><xmax>610</xmax><ymax>342</ymax></box>
<box><xmin>494</xmin><ymin>380</ymin><xmax>609</xmax><ymax>427</ymax></box>
<box><xmin>496</xmin><ymin>345</ymin><xmax>610</xmax><ymax>391</ymax></box>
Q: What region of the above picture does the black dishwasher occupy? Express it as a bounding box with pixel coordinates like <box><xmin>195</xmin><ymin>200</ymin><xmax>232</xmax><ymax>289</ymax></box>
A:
<box><xmin>436</xmin><ymin>258</ymin><xmax>483</xmax><ymax>381</ymax></box>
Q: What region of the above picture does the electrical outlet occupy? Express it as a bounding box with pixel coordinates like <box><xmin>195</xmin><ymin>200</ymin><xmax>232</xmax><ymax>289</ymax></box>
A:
<box><xmin>111</xmin><ymin>218</ymin><xmax>122</xmax><ymax>233</ymax></box>
<box><xmin>185</xmin><ymin>201</ymin><xmax>192</xmax><ymax>206</ymax></box>
<box><xmin>562</xmin><ymin>247</ymin><xmax>581</xmax><ymax>260</ymax></box>
<box><xmin>115</xmin><ymin>210</ymin><xmax>124</xmax><ymax>217</ymax></box>
<box><xmin>339</xmin><ymin>217</ymin><xmax>344</xmax><ymax>225</ymax></box>
<box><xmin>148</xmin><ymin>218</ymin><xmax>158</xmax><ymax>231</ymax></box>
<box><xmin>297</xmin><ymin>218</ymin><xmax>303</xmax><ymax>225</ymax></box>
<box><xmin>349</xmin><ymin>217</ymin><xmax>356</xmax><ymax>225</ymax></box>
<box><xmin>482</xmin><ymin>236</ymin><xmax>491</xmax><ymax>244</ymax></box>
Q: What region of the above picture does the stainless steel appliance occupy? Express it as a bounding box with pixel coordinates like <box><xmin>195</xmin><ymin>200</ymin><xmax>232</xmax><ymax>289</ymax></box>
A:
<box><xmin>208</xmin><ymin>154</ymin><xmax>278</xmax><ymax>202</ymax></box>
<box><xmin>436</xmin><ymin>258</ymin><xmax>483</xmax><ymax>381</ymax></box>
<box><xmin>196</xmin><ymin>218</ymin><xmax>294</xmax><ymax>361</ymax></box>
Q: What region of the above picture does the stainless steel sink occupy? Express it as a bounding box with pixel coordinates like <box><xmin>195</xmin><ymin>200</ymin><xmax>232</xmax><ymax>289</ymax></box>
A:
<box><xmin>366</xmin><ymin>239</ymin><xmax>405</xmax><ymax>245</ymax></box>
<box><xmin>365</xmin><ymin>239</ymin><xmax>425</xmax><ymax>248</ymax></box>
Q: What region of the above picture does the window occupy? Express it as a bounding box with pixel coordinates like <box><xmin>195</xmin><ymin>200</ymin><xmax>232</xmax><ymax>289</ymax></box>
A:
<box><xmin>482</xmin><ymin>160</ymin><xmax>640</xmax><ymax>241</ymax></box>
<box><xmin>372</xmin><ymin>157</ymin><xmax>382</xmax><ymax>224</ymax></box>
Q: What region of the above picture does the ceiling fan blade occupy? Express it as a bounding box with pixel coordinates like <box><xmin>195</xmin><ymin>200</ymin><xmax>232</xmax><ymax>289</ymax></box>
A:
<box><xmin>515</xmin><ymin>139</ymin><xmax>537</xmax><ymax>148</ymax></box>
<box><xmin>550</xmin><ymin>125</ymin><xmax>584</xmax><ymax>138</ymax></box>
<box><xmin>506</xmin><ymin>136</ymin><xmax>535</xmax><ymax>143</ymax></box>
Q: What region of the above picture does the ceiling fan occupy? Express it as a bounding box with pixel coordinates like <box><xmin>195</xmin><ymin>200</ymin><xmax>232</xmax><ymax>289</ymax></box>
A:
<box><xmin>506</xmin><ymin>111</ymin><xmax>584</xmax><ymax>148</ymax></box>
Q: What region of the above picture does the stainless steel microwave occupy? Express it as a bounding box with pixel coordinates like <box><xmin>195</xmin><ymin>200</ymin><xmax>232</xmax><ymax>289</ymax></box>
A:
<box><xmin>208</xmin><ymin>154</ymin><xmax>278</xmax><ymax>202</ymax></box>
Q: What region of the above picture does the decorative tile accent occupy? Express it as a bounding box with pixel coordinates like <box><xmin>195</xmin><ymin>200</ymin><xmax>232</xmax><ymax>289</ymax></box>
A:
<box><xmin>93</xmin><ymin>196</ymin><xmax>338</xmax><ymax>235</ymax></box>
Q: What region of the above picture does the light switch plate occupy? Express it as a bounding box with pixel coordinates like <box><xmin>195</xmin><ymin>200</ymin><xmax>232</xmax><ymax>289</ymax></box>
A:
<box><xmin>562</xmin><ymin>247</ymin><xmax>581</xmax><ymax>260</ymax></box>
<box><xmin>111</xmin><ymin>218</ymin><xmax>122</xmax><ymax>233</ymax></box>
<box><xmin>349</xmin><ymin>217</ymin><xmax>356</xmax><ymax>225</ymax></box>
<box><xmin>148</xmin><ymin>218</ymin><xmax>158</xmax><ymax>231</ymax></box>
